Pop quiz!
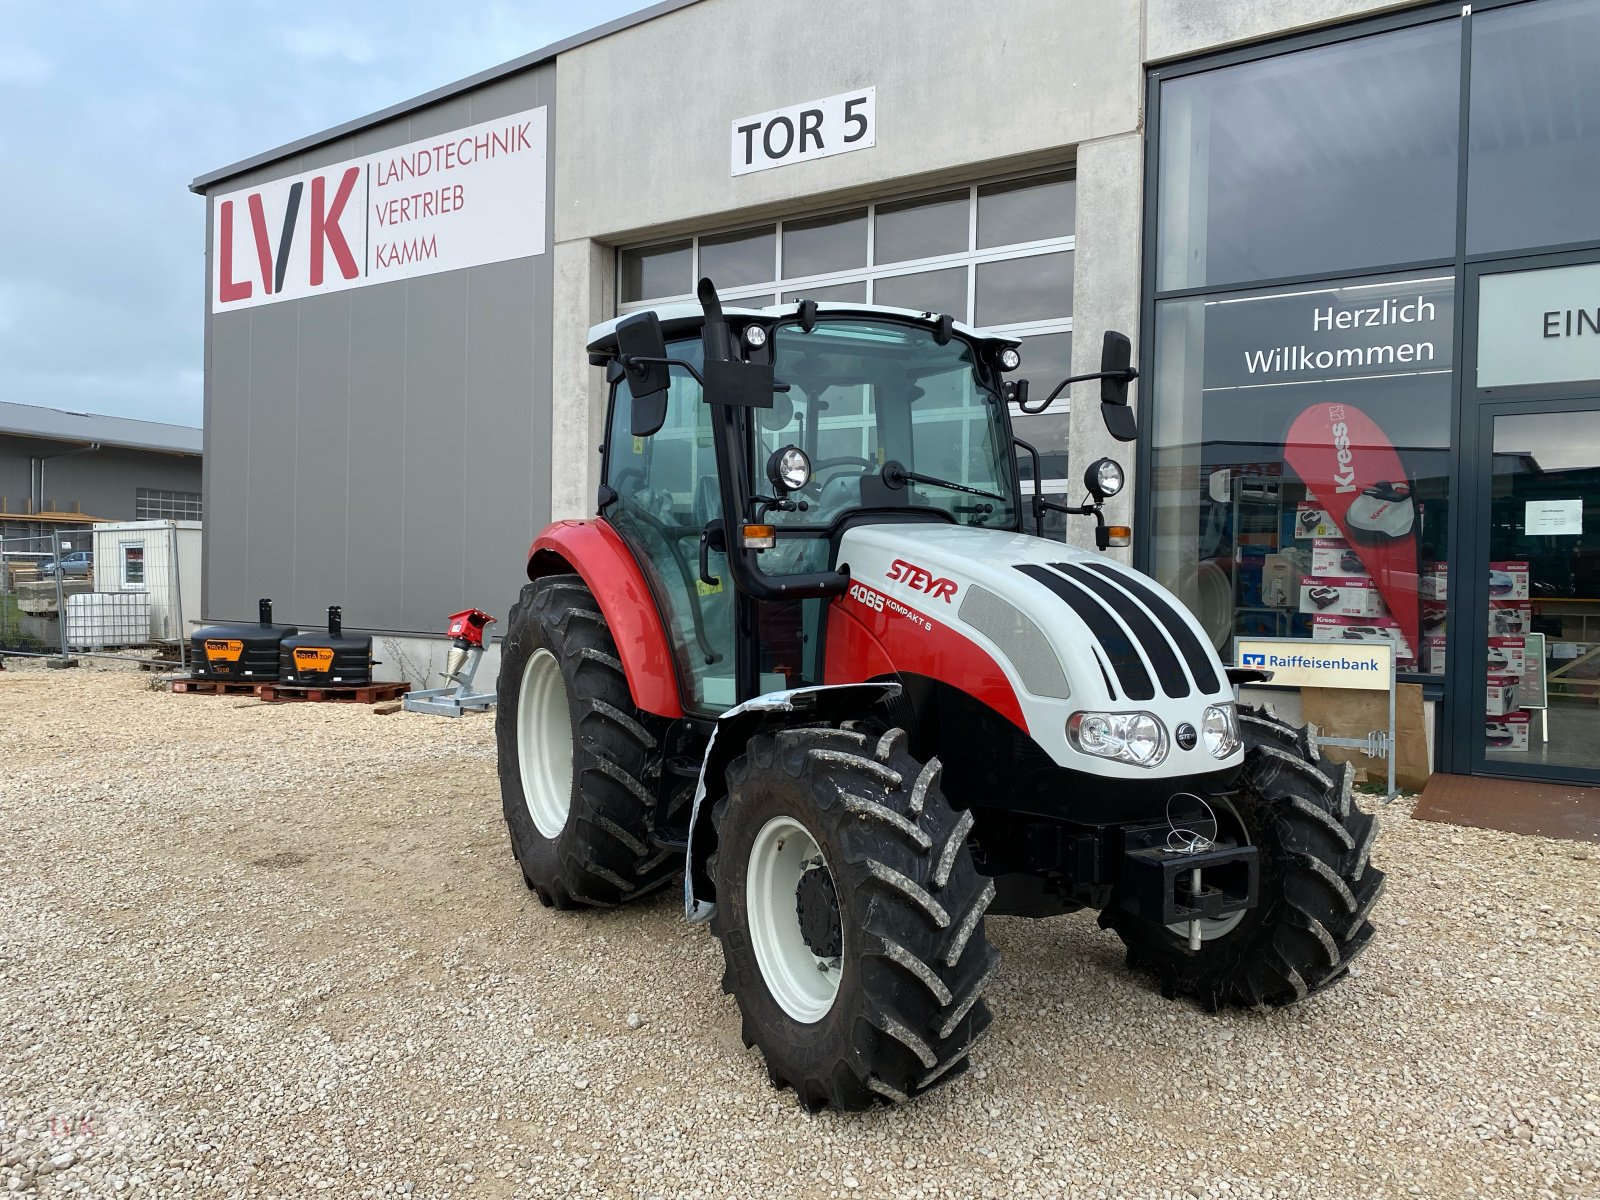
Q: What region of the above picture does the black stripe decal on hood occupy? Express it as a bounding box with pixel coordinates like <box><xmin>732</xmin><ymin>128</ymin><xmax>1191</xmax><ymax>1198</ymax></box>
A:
<box><xmin>1081</xmin><ymin>561</ymin><xmax>1222</xmax><ymax>695</ymax></box>
<box><xmin>1015</xmin><ymin>564</ymin><xmax>1154</xmax><ymax>701</ymax></box>
<box><xmin>1053</xmin><ymin>563</ymin><xmax>1190</xmax><ymax>699</ymax></box>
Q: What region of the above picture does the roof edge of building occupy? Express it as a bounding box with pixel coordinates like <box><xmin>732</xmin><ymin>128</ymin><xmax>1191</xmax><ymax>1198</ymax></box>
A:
<box><xmin>188</xmin><ymin>0</ymin><xmax>699</xmax><ymax>195</ymax></box>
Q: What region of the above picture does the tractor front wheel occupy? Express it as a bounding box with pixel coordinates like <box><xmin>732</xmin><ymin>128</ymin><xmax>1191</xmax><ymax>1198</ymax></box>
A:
<box><xmin>495</xmin><ymin>574</ymin><xmax>676</xmax><ymax>909</ymax></box>
<box><xmin>709</xmin><ymin>726</ymin><xmax>999</xmax><ymax>1110</ymax></box>
<box><xmin>1103</xmin><ymin>715</ymin><xmax>1385</xmax><ymax>1010</ymax></box>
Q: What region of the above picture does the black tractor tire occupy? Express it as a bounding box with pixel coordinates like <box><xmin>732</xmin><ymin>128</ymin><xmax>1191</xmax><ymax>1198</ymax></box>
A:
<box><xmin>495</xmin><ymin>574</ymin><xmax>676</xmax><ymax>910</ymax></box>
<box><xmin>709</xmin><ymin>726</ymin><xmax>999</xmax><ymax>1111</ymax></box>
<box><xmin>1102</xmin><ymin>715</ymin><xmax>1385</xmax><ymax>1011</ymax></box>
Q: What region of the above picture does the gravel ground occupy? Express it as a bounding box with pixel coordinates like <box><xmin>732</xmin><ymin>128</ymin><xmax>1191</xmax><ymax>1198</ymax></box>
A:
<box><xmin>1</xmin><ymin>659</ymin><xmax>1597</xmax><ymax>1200</ymax></box>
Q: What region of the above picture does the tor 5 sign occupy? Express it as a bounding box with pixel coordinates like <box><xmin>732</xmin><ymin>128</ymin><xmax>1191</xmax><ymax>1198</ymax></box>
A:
<box><xmin>731</xmin><ymin>88</ymin><xmax>875</xmax><ymax>176</ymax></box>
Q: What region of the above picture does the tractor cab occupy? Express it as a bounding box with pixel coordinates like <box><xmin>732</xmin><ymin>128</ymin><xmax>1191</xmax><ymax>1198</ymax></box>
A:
<box><xmin>586</xmin><ymin>279</ymin><xmax>1136</xmax><ymax>716</ymax></box>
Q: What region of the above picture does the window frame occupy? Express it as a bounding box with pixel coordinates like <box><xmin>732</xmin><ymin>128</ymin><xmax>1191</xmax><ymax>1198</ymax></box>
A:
<box><xmin>618</xmin><ymin>168</ymin><xmax>1078</xmax><ymax>490</ymax></box>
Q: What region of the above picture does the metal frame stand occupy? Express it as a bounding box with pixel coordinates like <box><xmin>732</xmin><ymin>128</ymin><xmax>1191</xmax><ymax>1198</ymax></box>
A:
<box><xmin>402</xmin><ymin>646</ymin><xmax>495</xmax><ymax>716</ymax></box>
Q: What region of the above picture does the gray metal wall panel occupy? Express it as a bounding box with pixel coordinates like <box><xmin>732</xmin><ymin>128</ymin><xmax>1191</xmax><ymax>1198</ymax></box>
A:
<box><xmin>200</xmin><ymin>64</ymin><xmax>557</xmax><ymax>633</ymax></box>
<box><xmin>204</xmin><ymin>311</ymin><xmax>252</xmax><ymax>620</ymax></box>
<box><xmin>345</xmin><ymin>283</ymin><xmax>408</xmax><ymax>626</ymax></box>
<box><xmin>400</xmin><ymin>270</ymin><xmax>470</xmax><ymax>632</ymax></box>
<box><xmin>243</xmin><ymin>303</ymin><xmax>299</xmax><ymax>608</ymax></box>
<box><xmin>464</xmin><ymin>257</ymin><xmax>545</xmax><ymax>614</ymax></box>
<box><xmin>292</xmin><ymin>291</ymin><xmax>352</xmax><ymax>616</ymax></box>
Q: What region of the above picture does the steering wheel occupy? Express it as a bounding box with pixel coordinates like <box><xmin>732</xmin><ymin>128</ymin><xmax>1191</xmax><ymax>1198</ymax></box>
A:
<box><xmin>801</xmin><ymin>455</ymin><xmax>875</xmax><ymax>494</ymax></box>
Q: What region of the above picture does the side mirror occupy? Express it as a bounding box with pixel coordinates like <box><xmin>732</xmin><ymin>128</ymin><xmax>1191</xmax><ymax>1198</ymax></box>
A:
<box><xmin>1099</xmin><ymin>330</ymin><xmax>1138</xmax><ymax>443</ymax></box>
<box><xmin>615</xmin><ymin>311</ymin><xmax>671</xmax><ymax>438</ymax></box>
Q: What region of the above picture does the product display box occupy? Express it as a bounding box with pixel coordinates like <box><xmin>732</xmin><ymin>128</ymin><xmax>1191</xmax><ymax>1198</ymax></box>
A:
<box><xmin>1300</xmin><ymin>577</ymin><xmax>1388</xmax><ymax>618</ymax></box>
<box><xmin>1489</xmin><ymin>601</ymin><xmax>1532</xmax><ymax>637</ymax></box>
<box><xmin>1419</xmin><ymin>563</ymin><xmax>1448</xmax><ymax>600</ymax></box>
<box><xmin>1488</xmin><ymin>561</ymin><xmax>1530</xmax><ymax>600</ymax></box>
<box><xmin>1485</xmin><ymin>711</ymin><xmax>1531</xmax><ymax>753</ymax></box>
<box><xmin>1425</xmin><ymin>633</ymin><xmax>1447</xmax><ymax>675</ymax></box>
<box><xmin>1294</xmin><ymin>504</ymin><xmax>1342</xmax><ymax>540</ymax></box>
<box><xmin>1487</xmin><ymin>636</ymin><xmax>1526</xmax><ymax>677</ymax></box>
<box><xmin>1421</xmin><ymin>601</ymin><xmax>1448</xmax><ymax>636</ymax></box>
<box><xmin>1485</xmin><ymin>674</ymin><xmax>1522</xmax><ymax>716</ymax></box>
<box><xmin>1309</xmin><ymin>540</ymin><xmax>1367</xmax><ymax>578</ymax></box>
<box><xmin>1311</xmin><ymin>614</ymin><xmax>1415</xmax><ymax>663</ymax></box>
<box><xmin>1261</xmin><ymin>549</ymin><xmax>1308</xmax><ymax>608</ymax></box>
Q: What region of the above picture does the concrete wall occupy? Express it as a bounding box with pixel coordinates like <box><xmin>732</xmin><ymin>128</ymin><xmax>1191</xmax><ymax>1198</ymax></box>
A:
<box><xmin>550</xmin><ymin>0</ymin><xmax>1145</xmax><ymax>523</ymax></box>
<box><xmin>0</xmin><ymin>435</ymin><xmax>201</xmax><ymax>522</ymax></box>
<box><xmin>200</xmin><ymin>64</ymin><xmax>557</xmax><ymax>637</ymax></box>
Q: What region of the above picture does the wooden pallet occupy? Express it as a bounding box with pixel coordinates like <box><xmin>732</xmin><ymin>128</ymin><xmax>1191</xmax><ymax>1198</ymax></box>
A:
<box><xmin>256</xmin><ymin>680</ymin><xmax>411</xmax><ymax>705</ymax></box>
<box><xmin>167</xmin><ymin>677</ymin><xmax>266</xmax><ymax>696</ymax></box>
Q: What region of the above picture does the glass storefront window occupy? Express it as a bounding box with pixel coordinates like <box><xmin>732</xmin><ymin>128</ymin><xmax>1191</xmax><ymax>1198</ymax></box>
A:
<box><xmin>1155</xmin><ymin>20</ymin><xmax>1460</xmax><ymax>291</ymax></box>
<box><xmin>1467</xmin><ymin>0</ymin><xmax>1600</xmax><ymax>255</ymax></box>
<box><xmin>1484</xmin><ymin>409</ymin><xmax>1600</xmax><ymax>770</ymax></box>
<box><xmin>1149</xmin><ymin>272</ymin><xmax>1456</xmax><ymax>670</ymax></box>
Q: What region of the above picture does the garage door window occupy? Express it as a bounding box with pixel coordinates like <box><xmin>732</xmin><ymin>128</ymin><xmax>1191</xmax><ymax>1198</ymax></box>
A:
<box><xmin>618</xmin><ymin>170</ymin><xmax>1077</xmax><ymax>490</ymax></box>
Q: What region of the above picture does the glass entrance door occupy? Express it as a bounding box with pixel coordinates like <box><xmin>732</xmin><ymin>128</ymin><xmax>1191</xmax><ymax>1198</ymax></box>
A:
<box><xmin>1470</xmin><ymin>402</ymin><xmax>1600</xmax><ymax>779</ymax></box>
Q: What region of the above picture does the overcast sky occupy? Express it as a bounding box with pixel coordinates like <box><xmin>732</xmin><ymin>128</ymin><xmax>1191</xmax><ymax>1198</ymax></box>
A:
<box><xmin>0</xmin><ymin>0</ymin><xmax>649</xmax><ymax>430</ymax></box>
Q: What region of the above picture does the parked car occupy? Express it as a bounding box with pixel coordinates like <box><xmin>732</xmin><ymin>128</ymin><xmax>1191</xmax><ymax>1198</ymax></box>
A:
<box><xmin>39</xmin><ymin>550</ymin><xmax>93</xmax><ymax>578</ymax></box>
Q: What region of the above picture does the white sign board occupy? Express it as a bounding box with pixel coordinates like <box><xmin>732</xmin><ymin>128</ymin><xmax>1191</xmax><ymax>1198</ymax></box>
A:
<box><xmin>1478</xmin><ymin>261</ymin><xmax>1600</xmax><ymax>388</ymax></box>
<box><xmin>211</xmin><ymin>107</ymin><xmax>547</xmax><ymax>313</ymax></box>
<box><xmin>731</xmin><ymin>88</ymin><xmax>874</xmax><ymax>176</ymax></box>
<box><xmin>1525</xmin><ymin>498</ymin><xmax>1583</xmax><ymax>536</ymax></box>
<box><xmin>1235</xmin><ymin>637</ymin><xmax>1395</xmax><ymax>691</ymax></box>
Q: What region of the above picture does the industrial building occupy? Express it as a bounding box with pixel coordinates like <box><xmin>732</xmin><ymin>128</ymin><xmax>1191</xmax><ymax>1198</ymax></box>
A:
<box><xmin>191</xmin><ymin>0</ymin><xmax>1600</xmax><ymax>792</ymax></box>
<box><xmin>0</xmin><ymin>401</ymin><xmax>202</xmax><ymax>538</ymax></box>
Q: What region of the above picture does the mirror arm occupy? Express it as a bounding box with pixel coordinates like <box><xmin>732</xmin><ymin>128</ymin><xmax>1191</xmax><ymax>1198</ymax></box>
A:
<box><xmin>1023</xmin><ymin>366</ymin><xmax>1140</xmax><ymax>415</ymax></box>
<box><xmin>620</xmin><ymin>355</ymin><xmax>705</xmax><ymax>387</ymax></box>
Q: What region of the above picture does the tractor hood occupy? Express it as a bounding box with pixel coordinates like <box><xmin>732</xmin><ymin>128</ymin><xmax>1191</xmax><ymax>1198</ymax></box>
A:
<box><xmin>832</xmin><ymin>524</ymin><xmax>1241</xmax><ymax>778</ymax></box>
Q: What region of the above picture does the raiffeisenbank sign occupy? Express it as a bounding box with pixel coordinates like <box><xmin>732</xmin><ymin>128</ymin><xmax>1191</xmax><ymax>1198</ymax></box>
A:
<box><xmin>209</xmin><ymin>107</ymin><xmax>547</xmax><ymax>314</ymax></box>
<box><xmin>1235</xmin><ymin>638</ymin><xmax>1395</xmax><ymax>691</ymax></box>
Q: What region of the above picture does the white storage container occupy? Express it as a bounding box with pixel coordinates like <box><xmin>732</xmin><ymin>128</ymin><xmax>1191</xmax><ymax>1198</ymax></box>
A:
<box><xmin>66</xmin><ymin>592</ymin><xmax>152</xmax><ymax>649</ymax></box>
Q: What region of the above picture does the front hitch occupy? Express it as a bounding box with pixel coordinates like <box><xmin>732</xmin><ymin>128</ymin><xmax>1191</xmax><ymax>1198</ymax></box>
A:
<box><xmin>1116</xmin><ymin>822</ymin><xmax>1260</xmax><ymax>940</ymax></box>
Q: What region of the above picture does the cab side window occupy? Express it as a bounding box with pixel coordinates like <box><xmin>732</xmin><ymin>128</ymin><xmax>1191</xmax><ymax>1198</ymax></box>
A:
<box><xmin>604</xmin><ymin>339</ymin><xmax>736</xmax><ymax>711</ymax></box>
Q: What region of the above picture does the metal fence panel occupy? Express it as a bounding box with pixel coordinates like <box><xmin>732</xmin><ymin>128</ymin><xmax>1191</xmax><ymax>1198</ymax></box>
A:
<box><xmin>0</xmin><ymin>526</ymin><xmax>188</xmax><ymax>669</ymax></box>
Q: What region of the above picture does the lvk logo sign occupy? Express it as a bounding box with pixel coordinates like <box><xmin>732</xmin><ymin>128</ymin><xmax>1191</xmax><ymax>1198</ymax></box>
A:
<box><xmin>211</xmin><ymin>107</ymin><xmax>547</xmax><ymax>313</ymax></box>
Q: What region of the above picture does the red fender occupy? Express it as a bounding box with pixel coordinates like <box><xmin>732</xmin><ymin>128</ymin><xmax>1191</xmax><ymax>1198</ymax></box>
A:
<box><xmin>527</xmin><ymin>520</ymin><xmax>683</xmax><ymax>719</ymax></box>
<box><xmin>823</xmin><ymin>595</ymin><xmax>1029</xmax><ymax>734</ymax></box>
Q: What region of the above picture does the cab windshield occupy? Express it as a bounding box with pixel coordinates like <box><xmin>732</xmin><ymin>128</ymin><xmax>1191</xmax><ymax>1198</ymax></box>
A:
<box><xmin>755</xmin><ymin>318</ymin><xmax>1018</xmax><ymax>529</ymax></box>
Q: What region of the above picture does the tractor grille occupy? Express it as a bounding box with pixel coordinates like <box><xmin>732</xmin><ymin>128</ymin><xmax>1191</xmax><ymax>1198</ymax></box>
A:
<box><xmin>958</xmin><ymin>585</ymin><xmax>1070</xmax><ymax>699</ymax></box>
<box><xmin>1014</xmin><ymin>561</ymin><xmax>1223</xmax><ymax>702</ymax></box>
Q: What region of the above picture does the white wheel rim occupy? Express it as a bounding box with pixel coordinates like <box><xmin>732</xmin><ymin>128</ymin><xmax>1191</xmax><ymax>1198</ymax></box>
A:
<box><xmin>746</xmin><ymin>815</ymin><xmax>842</xmax><ymax>1024</ymax></box>
<box><xmin>517</xmin><ymin>648</ymin><xmax>572</xmax><ymax>839</ymax></box>
<box><xmin>1168</xmin><ymin>797</ymin><xmax>1249</xmax><ymax>943</ymax></box>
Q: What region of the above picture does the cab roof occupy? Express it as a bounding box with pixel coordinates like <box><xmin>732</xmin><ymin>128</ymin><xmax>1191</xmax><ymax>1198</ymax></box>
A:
<box><xmin>585</xmin><ymin>301</ymin><xmax>1020</xmax><ymax>355</ymax></box>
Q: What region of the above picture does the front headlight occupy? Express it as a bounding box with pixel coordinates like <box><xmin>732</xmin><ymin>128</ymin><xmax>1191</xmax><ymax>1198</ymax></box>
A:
<box><xmin>766</xmin><ymin>444</ymin><xmax>812</xmax><ymax>493</ymax></box>
<box><xmin>1201</xmin><ymin>703</ymin><xmax>1242</xmax><ymax>759</ymax></box>
<box><xmin>1084</xmin><ymin>456</ymin><xmax>1125</xmax><ymax>500</ymax></box>
<box><xmin>1067</xmin><ymin>711</ymin><xmax>1168</xmax><ymax>767</ymax></box>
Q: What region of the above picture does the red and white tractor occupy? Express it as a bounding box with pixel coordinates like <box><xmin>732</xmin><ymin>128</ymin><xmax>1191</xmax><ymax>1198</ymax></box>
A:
<box><xmin>494</xmin><ymin>279</ymin><xmax>1383</xmax><ymax>1110</ymax></box>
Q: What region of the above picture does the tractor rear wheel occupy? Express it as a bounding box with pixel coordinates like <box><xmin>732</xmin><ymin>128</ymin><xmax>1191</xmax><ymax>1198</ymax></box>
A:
<box><xmin>709</xmin><ymin>726</ymin><xmax>999</xmax><ymax>1111</ymax></box>
<box><xmin>1102</xmin><ymin>717</ymin><xmax>1384</xmax><ymax>1010</ymax></box>
<box><xmin>495</xmin><ymin>574</ymin><xmax>676</xmax><ymax>909</ymax></box>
